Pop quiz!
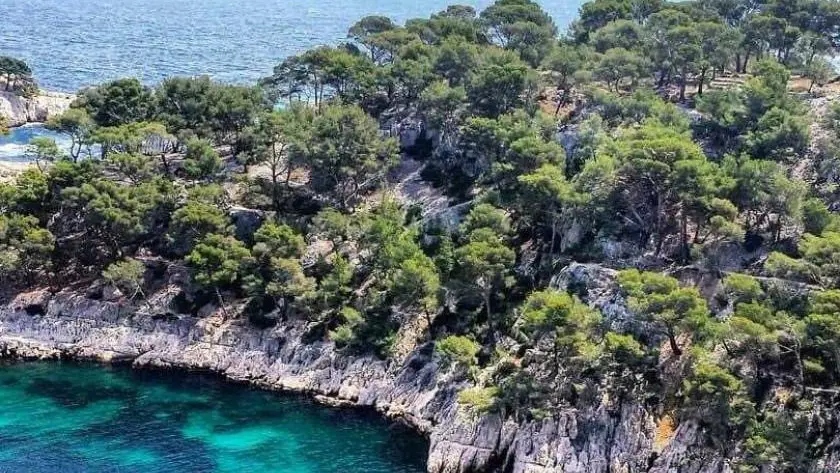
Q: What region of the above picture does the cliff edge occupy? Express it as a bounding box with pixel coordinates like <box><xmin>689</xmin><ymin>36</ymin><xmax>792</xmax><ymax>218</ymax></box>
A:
<box><xmin>0</xmin><ymin>90</ymin><xmax>74</xmax><ymax>127</ymax></box>
<box><xmin>4</xmin><ymin>271</ymin><xmax>835</xmax><ymax>473</ymax></box>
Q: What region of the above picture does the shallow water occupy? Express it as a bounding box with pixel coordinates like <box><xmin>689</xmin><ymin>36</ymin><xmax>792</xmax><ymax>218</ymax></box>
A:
<box><xmin>0</xmin><ymin>361</ymin><xmax>428</xmax><ymax>473</ymax></box>
<box><xmin>0</xmin><ymin>124</ymin><xmax>73</xmax><ymax>162</ymax></box>
<box><xmin>0</xmin><ymin>0</ymin><xmax>583</xmax><ymax>92</ymax></box>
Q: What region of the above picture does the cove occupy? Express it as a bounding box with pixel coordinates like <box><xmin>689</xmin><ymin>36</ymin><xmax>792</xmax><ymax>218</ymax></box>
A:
<box><xmin>0</xmin><ymin>361</ymin><xmax>428</xmax><ymax>473</ymax></box>
<box><xmin>0</xmin><ymin>124</ymin><xmax>73</xmax><ymax>162</ymax></box>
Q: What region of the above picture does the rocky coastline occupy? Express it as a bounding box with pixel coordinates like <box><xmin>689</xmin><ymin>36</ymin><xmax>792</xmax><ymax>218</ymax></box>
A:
<box><xmin>0</xmin><ymin>89</ymin><xmax>74</xmax><ymax>127</ymax></box>
<box><xmin>6</xmin><ymin>266</ymin><xmax>834</xmax><ymax>473</ymax></box>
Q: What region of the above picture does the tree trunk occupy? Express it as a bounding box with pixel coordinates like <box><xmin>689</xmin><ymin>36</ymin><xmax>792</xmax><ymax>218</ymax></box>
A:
<box><xmin>484</xmin><ymin>289</ymin><xmax>494</xmax><ymax>339</ymax></box>
<box><xmin>681</xmin><ymin>212</ymin><xmax>689</xmax><ymax>264</ymax></box>
<box><xmin>216</xmin><ymin>288</ymin><xmax>229</xmax><ymax>319</ymax></box>
<box><xmin>667</xmin><ymin>329</ymin><xmax>682</xmax><ymax>357</ymax></box>
<box><xmin>272</xmin><ymin>166</ymin><xmax>281</xmax><ymax>214</ymax></box>
<box><xmin>160</xmin><ymin>153</ymin><xmax>170</xmax><ymax>174</ymax></box>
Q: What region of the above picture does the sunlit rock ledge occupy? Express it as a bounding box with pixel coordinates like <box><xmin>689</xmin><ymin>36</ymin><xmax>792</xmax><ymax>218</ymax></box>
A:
<box><xmin>0</xmin><ymin>89</ymin><xmax>74</xmax><ymax>127</ymax></box>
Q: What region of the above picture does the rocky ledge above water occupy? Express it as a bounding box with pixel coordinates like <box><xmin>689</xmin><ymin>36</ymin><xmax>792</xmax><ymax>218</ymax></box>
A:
<box><xmin>1</xmin><ymin>275</ymin><xmax>839</xmax><ymax>473</ymax></box>
<box><xmin>0</xmin><ymin>90</ymin><xmax>74</xmax><ymax>127</ymax></box>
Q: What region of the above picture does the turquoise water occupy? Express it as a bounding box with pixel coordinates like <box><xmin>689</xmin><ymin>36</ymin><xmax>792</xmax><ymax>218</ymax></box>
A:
<box><xmin>0</xmin><ymin>362</ymin><xmax>428</xmax><ymax>473</ymax></box>
<box><xmin>0</xmin><ymin>0</ymin><xmax>583</xmax><ymax>92</ymax></box>
<box><xmin>0</xmin><ymin>124</ymin><xmax>73</xmax><ymax>161</ymax></box>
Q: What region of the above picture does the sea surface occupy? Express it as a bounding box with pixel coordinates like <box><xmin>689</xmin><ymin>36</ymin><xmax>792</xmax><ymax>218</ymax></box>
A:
<box><xmin>1</xmin><ymin>0</ymin><xmax>583</xmax><ymax>161</ymax></box>
<box><xmin>0</xmin><ymin>361</ymin><xmax>429</xmax><ymax>473</ymax></box>
<box><xmin>1</xmin><ymin>0</ymin><xmax>583</xmax><ymax>93</ymax></box>
<box><xmin>0</xmin><ymin>124</ymin><xmax>72</xmax><ymax>161</ymax></box>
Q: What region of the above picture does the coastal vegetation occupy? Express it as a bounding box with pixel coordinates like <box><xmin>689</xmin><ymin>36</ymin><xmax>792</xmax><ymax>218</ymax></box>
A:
<box><xmin>3</xmin><ymin>0</ymin><xmax>840</xmax><ymax>468</ymax></box>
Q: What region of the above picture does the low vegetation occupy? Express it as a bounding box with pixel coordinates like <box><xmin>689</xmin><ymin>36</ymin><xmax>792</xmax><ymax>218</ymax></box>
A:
<box><xmin>3</xmin><ymin>0</ymin><xmax>840</xmax><ymax>467</ymax></box>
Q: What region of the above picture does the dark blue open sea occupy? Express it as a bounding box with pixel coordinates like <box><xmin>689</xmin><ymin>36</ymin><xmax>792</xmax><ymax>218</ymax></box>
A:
<box><xmin>1</xmin><ymin>0</ymin><xmax>582</xmax><ymax>160</ymax></box>
<box><xmin>0</xmin><ymin>0</ymin><xmax>582</xmax><ymax>93</ymax></box>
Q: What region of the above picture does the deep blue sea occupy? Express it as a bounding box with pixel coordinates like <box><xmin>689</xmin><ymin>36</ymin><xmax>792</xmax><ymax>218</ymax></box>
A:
<box><xmin>0</xmin><ymin>0</ymin><xmax>582</xmax><ymax>93</ymax></box>
<box><xmin>1</xmin><ymin>0</ymin><xmax>583</xmax><ymax>160</ymax></box>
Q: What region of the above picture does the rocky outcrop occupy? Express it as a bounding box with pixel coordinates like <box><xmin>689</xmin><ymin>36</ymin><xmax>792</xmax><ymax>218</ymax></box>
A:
<box><xmin>0</xmin><ymin>90</ymin><xmax>74</xmax><ymax>127</ymax></box>
<box><xmin>1</xmin><ymin>278</ymin><xmax>837</xmax><ymax>473</ymax></box>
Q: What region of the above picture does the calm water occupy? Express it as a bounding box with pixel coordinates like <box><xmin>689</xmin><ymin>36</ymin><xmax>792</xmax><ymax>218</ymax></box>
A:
<box><xmin>1</xmin><ymin>0</ymin><xmax>583</xmax><ymax>93</ymax></box>
<box><xmin>0</xmin><ymin>361</ymin><xmax>428</xmax><ymax>473</ymax></box>
<box><xmin>0</xmin><ymin>124</ymin><xmax>73</xmax><ymax>161</ymax></box>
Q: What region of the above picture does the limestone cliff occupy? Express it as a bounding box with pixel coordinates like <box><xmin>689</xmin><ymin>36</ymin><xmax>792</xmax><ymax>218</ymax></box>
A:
<box><xmin>6</xmin><ymin>275</ymin><xmax>833</xmax><ymax>473</ymax></box>
<box><xmin>0</xmin><ymin>90</ymin><xmax>74</xmax><ymax>127</ymax></box>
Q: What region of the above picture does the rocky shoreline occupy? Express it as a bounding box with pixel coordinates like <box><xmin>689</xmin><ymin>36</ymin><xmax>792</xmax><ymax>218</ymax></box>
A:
<box><xmin>0</xmin><ymin>89</ymin><xmax>73</xmax><ymax>127</ymax></box>
<box><xmin>1</xmin><ymin>279</ymin><xmax>837</xmax><ymax>473</ymax></box>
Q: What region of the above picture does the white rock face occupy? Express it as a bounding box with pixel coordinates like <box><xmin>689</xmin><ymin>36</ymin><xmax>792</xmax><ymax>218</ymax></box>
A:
<box><xmin>0</xmin><ymin>90</ymin><xmax>74</xmax><ymax>127</ymax></box>
<box><xmin>2</xmin><ymin>286</ymin><xmax>836</xmax><ymax>473</ymax></box>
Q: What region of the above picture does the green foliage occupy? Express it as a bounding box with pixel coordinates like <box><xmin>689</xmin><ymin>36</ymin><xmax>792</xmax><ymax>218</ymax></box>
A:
<box><xmin>795</xmin><ymin>232</ymin><xmax>840</xmax><ymax>286</ymax></box>
<box><xmin>45</xmin><ymin>109</ymin><xmax>94</xmax><ymax>161</ymax></box>
<box><xmin>593</xmin><ymin>47</ymin><xmax>648</xmax><ymax>92</ymax></box>
<box><xmin>602</xmin><ymin>332</ymin><xmax>645</xmax><ymax>368</ymax></box>
<box><xmin>724</xmin><ymin>155</ymin><xmax>805</xmax><ymax>240</ymax></box>
<box><xmin>253</xmin><ymin>222</ymin><xmax>305</xmax><ymax>259</ymax></box>
<box><xmin>419</xmin><ymin>80</ymin><xmax>466</xmax><ymax>133</ymax></box>
<box><xmin>682</xmin><ymin>351</ymin><xmax>753</xmax><ymax>443</ymax></box>
<box><xmin>517</xmin><ymin>163</ymin><xmax>579</xmax><ymax>254</ymax></box>
<box><xmin>804</xmin><ymin>290</ymin><xmax>840</xmax><ymax>381</ymax></box>
<box><xmin>107</xmin><ymin>152</ymin><xmax>156</xmax><ymax>183</ymax></box>
<box><xmin>102</xmin><ymin>258</ymin><xmax>146</xmax><ymax>299</ymax></box>
<box><xmin>467</xmin><ymin>48</ymin><xmax>537</xmax><ymax>117</ymax></box>
<box><xmin>723</xmin><ymin>274</ymin><xmax>764</xmax><ymax>305</ymax></box>
<box><xmin>542</xmin><ymin>43</ymin><xmax>588</xmax><ymax>97</ymax></box>
<box><xmin>7</xmin><ymin>1</ymin><xmax>840</xmax><ymax>453</ymax></box>
<box><xmin>294</xmin><ymin>104</ymin><xmax>399</xmax><ymax>210</ymax></box>
<box><xmin>0</xmin><ymin>56</ymin><xmax>36</xmax><ymax>94</ymax></box>
<box><xmin>462</xmin><ymin>203</ymin><xmax>510</xmax><ymax>236</ymax></box>
<box><xmin>457</xmin><ymin>386</ymin><xmax>500</xmax><ymax>414</ymax></box>
<box><xmin>801</xmin><ymin>198</ymin><xmax>836</xmax><ymax>236</ymax></box>
<box><xmin>25</xmin><ymin>137</ymin><xmax>64</xmax><ymax>170</ymax></box>
<box><xmin>618</xmin><ymin>269</ymin><xmax>712</xmax><ymax>356</ymax></box>
<box><xmin>740</xmin><ymin>410</ymin><xmax>810</xmax><ymax>473</ymax></box>
<box><xmin>765</xmin><ymin>251</ymin><xmax>818</xmax><ymax>284</ymax></box>
<box><xmin>519</xmin><ymin>289</ymin><xmax>602</xmax><ymax>362</ymax></box>
<box><xmin>183</xmin><ymin>139</ymin><xmax>223</xmax><ymax>181</ymax></box>
<box><xmin>746</xmin><ymin>107</ymin><xmax>810</xmax><ymax>161</ymax></box>
<box><xmin>436</xmin><ymin>335</ymin><xmax>480</xmax><ymax>367</ymax></box>
<box><xmin>186</xmin><ymin>234</ymin><xmax>252</xmax><ymax>291</ymax></box>
<box><xmin>0</xmin><ymin>214</ymin><xmax>54</xmax><ymax>280</ymax></box>
<box><xmin>479</xmin><ymin>0</ymin><xmax>557</xmax><ymax>66</ymax></box>
<box><xmin>155</xmin><ymin>76</ymin><xmax>217</xmax><ymax>138</ymax></box>
<box><xmin>314</xmin><ymin>255</ymin><xmax>355</xmax><ymax>321</ymax></box>
<box><xmin>389</xmin><ymin>254</ymin><xmax>441</xmax><ymax>313</ymax></box>
<box><xmin>75</xmin><ymin>78</ymin><xmax>153</xmax><ymax>127</ymax></box>
<box><xmin>62</xmin><ymin>177</ymin><xmax>171</xmax><ymax>259</ymax></box>
<box><xmin>579</xmin><ymin>123</ymin><xmax>734</xmax><ymax>257</ymax></box>
<box><xmin>167</xmin><ymin>200</ymin><xmax>231</xmax><ymax>256</ymax></box>
<box><xmin>329</xmin><ymin>306</ymin><xmax>365</xmax><ymax>346</ymax></box>
<box><xmin>454</xmin><ymin>225</ymin><xmax>515</xmax><ymax>326</ymax></box>
<box><xmin>243</xmin><ymin>222</ymin><xmax>314</xmax><ymax>314</ymax></box>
